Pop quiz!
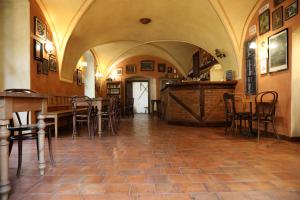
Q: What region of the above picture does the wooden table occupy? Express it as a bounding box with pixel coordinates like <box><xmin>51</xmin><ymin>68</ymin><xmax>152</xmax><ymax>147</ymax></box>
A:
<box><xmin>74</xmin><ymin>97</ymin><xmax>103</xmax><ymax>137</ymax></box>
<box><xmin>242</xmin><ymin>98</ymin><xmax>255</xmax><ymax>133</ymax></box>
<box><xmin>0</xmin><ymin>92</ymin><xmax>48</xmax><ymax>200</ymax></box>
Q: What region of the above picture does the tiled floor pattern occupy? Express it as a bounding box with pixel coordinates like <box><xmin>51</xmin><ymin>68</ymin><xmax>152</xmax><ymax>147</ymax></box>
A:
<box><xmin>8</xmin><ymin>115</ymin><xmax>300</xmax><ymax>200</ymax></box>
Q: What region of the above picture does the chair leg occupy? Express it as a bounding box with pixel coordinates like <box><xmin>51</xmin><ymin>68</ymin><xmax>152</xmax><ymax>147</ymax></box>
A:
<box><xmin>17</xmin><ymin>132</ymin><xmax>23</xmax><ymax>177</ymax></box>
<box><xmin>48</xmin><ymin>127</ymin><xmax>55</xmax><ymax>166</ymax></box>
<box><xmin>264</xmin><ymin>122</ymin><xmax>268</xmax><ymax>137</ymax></box>
<box><xmin>272</xmin><ymin>120</ymin><xmax>280</xmax><ymax>141</ymax></box>
<box><xmin>257</xmin><ymin>120</ymin><xmax>260</xmax><ymax>143</ymax></box>
<box><xmin>9</xmin><ymin>131</ymin><xmax>14</xmax><ymax>156</ymax></box>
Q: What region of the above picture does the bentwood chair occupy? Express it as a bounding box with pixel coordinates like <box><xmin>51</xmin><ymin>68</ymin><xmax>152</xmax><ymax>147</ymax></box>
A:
<box><xmin>5</xmin><ymin>89</ymin><xmax>55</xmax><ymax>176</ymax></box>
<box><xmin>254</xmin><ymin>91</ymin><xmax>280</xmax><ymax>142</ymax></box>
<box><xmin>125</xmin><ymin>98</ymin><xmax>134</xmax><ymax>118</ymax></box>
<box><xmin>71</xmin><ymin>96</ymin><xmax>94</xmax><ymax>138</ymax></box>
<box><xmin>223</xmin><ymin>93</ymin><xmax>252</xmax><ymax>135</ymax></box>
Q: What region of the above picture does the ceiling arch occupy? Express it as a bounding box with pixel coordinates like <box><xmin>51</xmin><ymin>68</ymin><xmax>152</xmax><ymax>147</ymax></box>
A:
<box><xmin>37</xmin><ymin>0</ymin><xmax>260</xmax><ymax>81</ymax></box>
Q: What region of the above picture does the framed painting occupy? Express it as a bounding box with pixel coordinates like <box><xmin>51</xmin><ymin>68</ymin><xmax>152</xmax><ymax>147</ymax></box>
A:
<box><xmin>77</xmin><ymin>69</ymin><xmax>82</xmax><ymax>85</ymax></box>
<box><xmin>158</xmin><ymin>63</ymin><xmax>166</xmax><ymax>72</ymax></box>
<box><xmin>42</xmin><ymin>58</ymin><xmax>48</xmax><ymax>75</ymax></box>
<box><xmin>48</xmin><ymin>55</ymin><xmax>57</xmax><ymax>72</ymax></box>
<box><xmin>272</xmin><ymin>6</ymin><xmax>283</xmax><ymax>30</ymax></box>
<box><xmin>33</xmin><ymin>39</ymin><xmax>43</xmax><ymax>61</ymax></box>
<box><xmin>34</xmin><ymin>17</ymin><xmax>47</xmax><ymax>40</ymax></box>
<box><xmin>285</xmin><ymin>0</ymin><xmax>298</xmax><ymax>20</ymax></box>
<box><xmin>37</xmin><ymin>61</ymin><xmax>42</xmax><ymax>74</ymax></box>
<box><xmin>259</xmin><ymin>9</ymin><xmax>270</xmax><ymax>35</ymax></box>
<box><xmin>116</xmin><ymin>67</ymin><xmax>122</xmax><ymax>75</ymax></box>
<box><xmin>126</xmin><ymin>64</ymin><xmax>136</xmax><ymax>74</ymax></box>
<box><xmin>268</xmin><ymin>29</ymin><xmax>288</xmax><ymax>73</ymax></box>
<box><xmin>140</xmin><ymin>60</ymin><xmax>154</xmax><ymax>71</ymax></box>
<box><xmin>273</xmin><ymin>0</ymin><xmax>285</xmax><ymax>7</ymax></box>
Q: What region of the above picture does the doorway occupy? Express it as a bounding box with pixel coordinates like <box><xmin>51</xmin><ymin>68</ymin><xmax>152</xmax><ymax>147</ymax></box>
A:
<box><xmin>132</xmin><ymin>81</ymin><xmax>149</xmax><ymax>114</ymax></box>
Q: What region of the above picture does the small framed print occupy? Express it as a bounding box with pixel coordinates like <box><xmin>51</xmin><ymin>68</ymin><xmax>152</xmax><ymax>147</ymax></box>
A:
<box><xmin>273</xmin><ymin>0</ymin><xmax>285</xmax><ymax>7</ymax></box>
<box><xmin>259</xmin><ymin>9</ymin><xmax>270</xmax><ymax>35</ymax></box>
<box><xmin>167</xmin><ymin>67</ymin><xmax>173</xmax><ymax>73</ymax></box>
<box><xmin>34</xmin><ymin>17</ymin><xmax>47</xmax><ymax>40</ymax></box>
<box><xmin>126</xmin><ymin>64</ymin><xmax>136</xmax><ymax>74</ymax></box>
<box><xmin>285</xmin><ymin>0</ymin><xmax>298</xmax><ymax>20</ymax></box>
<box><xmin>140</xmin><ymin>60</ymin><xmax>154</xmax><ymax>71</ymax></box>
<box><xmin>116</xmin><ymin>67</ymin><xmax>122</xmax><ymax>75</ymax></box>
<box><xmin>42</xmin><ymin>58</ymin><xmax>48</xmax><ymax>75</ymax></box>
<box><xmin>48</xmin><ymin>55</ymin><xmax>57</xmax><ymax>72</ymax></box>
<box><xmin>33</xmin><ymin>39</ymin><xmax>43</xmax><ymax>61</ymax></box>
<box><xmin>272</xmin><ymin>6</ymin><xmax>283</xmax><ymax>30</ymax></box>
<box><xmin>158</xmin><ymin>63</ymin><xmax>166</xmax><ymax>72</ymax></box>
<box><xmin>260</xmin><ymin>59</ymin><xmax>268</xmax><ymax>74</ymax></box>
<box><xmin>268</xmin><ymin>29</ymin><xmax>288</xmax><ymax>73</ymax></box>
<box><xmin>77</xmin><ymin>69</ymin><xmax>82</xmax><ymax>85</ymax></box>
<box><xmin>37</xmin><ymin>61</ymin><xmax>42</xmax><ymax>74</ymax></box>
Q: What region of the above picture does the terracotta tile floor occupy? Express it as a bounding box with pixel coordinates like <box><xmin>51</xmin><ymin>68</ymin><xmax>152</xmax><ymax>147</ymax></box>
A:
<box><xmin>8</xmin><ymin>115</ymin><xmax>300</xmax><ymax>200</ymax></box>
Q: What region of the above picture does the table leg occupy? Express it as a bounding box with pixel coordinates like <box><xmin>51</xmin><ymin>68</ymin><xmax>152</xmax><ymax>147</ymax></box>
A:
<box><xmin>37</xmin><ymin>115</ymin><xmax>46</xmax><ymax>175</ymax></box>
<box><xmin>54</xmin><ymin>116</ymin><xmax>58</xmax><ymax>139</ymax></box>
<box><xmin>0</xmin><ymin>120</ymin><xmax>11</xmax><ymax>200</ymax></box>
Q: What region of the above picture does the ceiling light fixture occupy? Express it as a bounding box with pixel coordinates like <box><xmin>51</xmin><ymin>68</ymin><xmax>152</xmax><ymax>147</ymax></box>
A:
<box><xmin>139</xmin><ymin>18</ymin><xmax>152</xmax><ymax>24</ymax></box>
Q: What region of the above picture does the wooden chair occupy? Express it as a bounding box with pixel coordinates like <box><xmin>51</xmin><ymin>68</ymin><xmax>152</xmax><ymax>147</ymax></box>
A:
<box><xmin>254</xmin><ymin>91</ymin><xmax>280</xmax><ymax>142</ymax></box>
<box><xmin>125</xmin><ymin>98</ymin><xmax>134</xmax><ymax>118</ymax></box>
<box><xmin>71</xmin><ymin>96</ymin><xmax>94</xmax><ymax>138</ymax></box>
<box><xmin>223</xmin><ymin>93</ymin><xmax>252</xmax><ymax>135</ymax></box>
<box><xmin>5</xmin><ymin>89</ymin><xmax>55</xmax><ymax>176</ymax></box>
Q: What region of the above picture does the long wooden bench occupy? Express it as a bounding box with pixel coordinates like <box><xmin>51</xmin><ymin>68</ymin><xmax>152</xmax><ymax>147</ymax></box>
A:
<box><xmin>45</xmin><ymin>108</ymin><xmax>87</xmax><ymax>138</ymax></box>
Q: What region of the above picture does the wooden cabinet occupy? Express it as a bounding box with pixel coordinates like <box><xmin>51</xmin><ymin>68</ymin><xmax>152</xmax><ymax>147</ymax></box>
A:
<box><xmin>106</xmin><ymin>81</ymin><xmax>121</xmax><ymax>98</ymax></box>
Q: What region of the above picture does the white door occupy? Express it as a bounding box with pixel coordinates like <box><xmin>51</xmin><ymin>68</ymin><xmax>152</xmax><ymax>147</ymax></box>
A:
<box><xmin>132</xmin><ymin>82</ymin><xmax>149</xmax><ymax>113</ymax></box>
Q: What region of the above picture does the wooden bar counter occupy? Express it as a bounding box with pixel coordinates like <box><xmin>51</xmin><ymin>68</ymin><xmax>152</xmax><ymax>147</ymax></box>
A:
<box><xmin>160</xmin><ymin>81</ymin><xmax>237</xmax><ymax>127</ymax></box>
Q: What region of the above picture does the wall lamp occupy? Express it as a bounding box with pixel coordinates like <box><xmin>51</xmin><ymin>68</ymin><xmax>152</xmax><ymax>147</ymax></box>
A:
<box><xmin>215</xmin><ymin>49</ymin><xmax>226</xmax><ymax>59</ymax></box>
<box><xmin>44</xmin><ymin>40</ymin><xmax>54</xmax><ymax>55</ymax></box>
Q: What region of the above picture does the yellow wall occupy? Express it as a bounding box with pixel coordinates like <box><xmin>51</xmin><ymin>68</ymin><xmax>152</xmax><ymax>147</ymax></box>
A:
<box><xmin>237</xmin><ymin>0</ymin><xmax>300</xmax><ymax>136</ymax></box>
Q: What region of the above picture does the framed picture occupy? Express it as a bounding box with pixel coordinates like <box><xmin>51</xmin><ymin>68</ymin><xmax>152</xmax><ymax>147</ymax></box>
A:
<box><xmin>48</xmin><ymin>55</ymin><xmax>57</xmax><ymax>72</ymax></box>
<box><xmin>272</xmin><ymin>7</ymin><xmax>283</xmax><ymax>30</ymax></box>
<box><xmin>110</xmin><ymin>88</ymin><xmax>120</xmax><ymax>94</ymax></box>
<box><xmin>77</xmin><ymin>69</ymin><xmax>82</xmax><ymax>85</ymax></box>
<box><xmin>167</xmin><ymin>67</ymin><xmax>173</xmax><ymax>73</ymax></box>
<box><xmin>33</xmin><ymin>39</ymin><xmax>43</xmax><ymax>61</ymax></box>
<box><xmin>126</xmin><ymin>64</ymin><xmax>136</xmax><ymax>74</ymax></box>
<box><xmin>285</xmin><ymin>0</ymin><xmax>298</xmax><ymax>20</ymax></box>
<box><xmin>37</xmin><ymin>61</ymin><xmax>42</xmax><ymax>74</ymax></box>
<box><xmin>273</xmin><ymin>0</ymin><xmax>285</xmax><ymax>6</ymax></box>
<box><xmin>116</xmin><ymin>67</ymin><xmax>122</xmax><ymax>75</ymax></box>
<box><xmin>259</xmin><ymin>9</ymin><xmax>270</xmax><ymax>35</ymax></box>
<box><xmin>260</xmin><ymin>59</ymin><xmax>268</xmax><ymax>74</ymax></box>
<box><xmin>268</xmin><ymin>29</ymin><xmax>288</xmax><ymax>73</ymax></box>
<box><xmin>34</xmin><ymin>17</ymin><xmax>47</xmax><ymax>40</ymax></box>
<box><xmin>140</xmin><ymin>60</ymin><xmax>154</xmax><ymax>71</ymax></box>
<box><xmin>42</xmin><ymin>58</ymin><xmax>48</xmax><ymax>75</ymax></box>
<box><xmin>158</xmin><ymin>63</ymin><xmax>166</xmax><ymax>72</ymax></box>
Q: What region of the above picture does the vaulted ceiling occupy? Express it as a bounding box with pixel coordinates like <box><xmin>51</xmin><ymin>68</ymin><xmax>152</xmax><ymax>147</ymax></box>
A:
<box><xmin>37</xmin><ymin>0</ymin><xmax>261</xmax><ymax>82</ymax></box>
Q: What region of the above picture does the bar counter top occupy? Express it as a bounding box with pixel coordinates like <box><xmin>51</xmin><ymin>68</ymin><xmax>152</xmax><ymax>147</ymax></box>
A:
<box><xmin>160</xmin><ymin>80</ymin><xmax>237</xmax><ymax>127</ymax></box>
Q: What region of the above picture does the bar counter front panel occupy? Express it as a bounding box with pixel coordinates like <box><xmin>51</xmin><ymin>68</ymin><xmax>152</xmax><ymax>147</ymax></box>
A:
<box><xmin>160</xmin><ymin>81</ymin><xmax>237</xmax><ymax>127</ymax></box>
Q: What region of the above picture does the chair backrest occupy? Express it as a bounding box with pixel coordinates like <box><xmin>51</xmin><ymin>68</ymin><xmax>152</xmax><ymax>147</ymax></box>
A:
<box><xmin>255</xmin><ymin>91</ymin><xmax>278</xmax><ymax>119</ymax></box>
<box><xmin>4</xmin><ymin>89</ymin><xmax>37</xmax><ymax>125</ymax></box>
<box><xmin>71</xmin><ymin>96</ymin><xmax>93</xmax><ymax>115</ymax></box>
<box><xmin>223</xmin><ymin>93</ymin><xmax>237</xmax><ymax>115</ymax></box>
